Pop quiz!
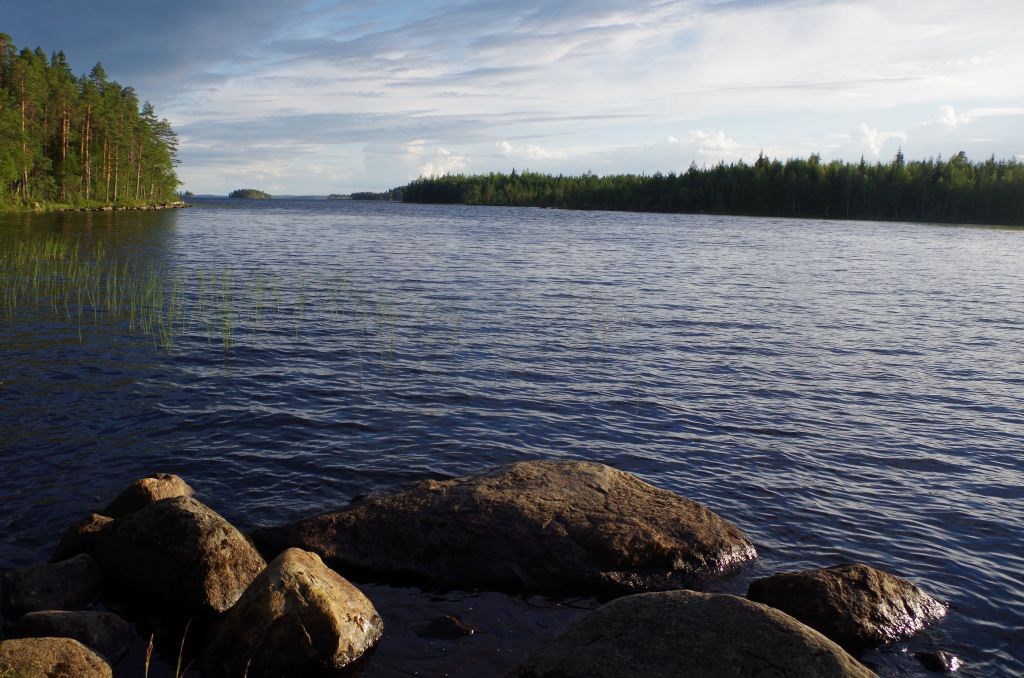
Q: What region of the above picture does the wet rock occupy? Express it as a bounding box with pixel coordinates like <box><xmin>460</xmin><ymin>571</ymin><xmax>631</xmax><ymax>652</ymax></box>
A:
<box><xmin>11</xmin><ymin>610</ymin><xmax>136</xmax><ymax>663</ymax></box>
<box><xmin>95</xmin><ymin>496</ymin><xmax>265</xmax><ymax>614</ymax></box>
<box><xmin>0</xmin><ymin>637</ymin><xmax>111</xmax><ymax>677</ymax></box>
<box><xmin>203</xmin><ymin>548</ymin><xmax>383</xmax><ymax>677</ymax></box>
<box><xmin>417</xmin><ymin>614</ymin><xmax>478</xmax><ymax>639</ymax></box>
<box><xmin>507</xmin><ymin>590</ymin><xmax>874</xmax><ymax>678</ymax></box>
<box><xmin>51</xmin><ymin>514</ymin><xmax>113</xmax><ymax>563</ymax></box>
<box><xmin>747</xmin><ymin>563</ymin><xmax>948</xmax><ymax>651</ymax></box>
<box><xmin>914</xmin><ymin>651</ymin><xmax>963</xmax><ymax>673</ymax></box>
<box><xmin>2</xmin><ymin>554</ymin><xmax>100</xmax><ymax>621</ymax></box>
<box><xmin>102</xmin><ymin>473</ymin><xmax>194</xmax><ymax>518</ymax></box>
<box><xmin>256</xmin><ymin>460</ymin><xmax>757</xmax><ymax>594</ymax></box>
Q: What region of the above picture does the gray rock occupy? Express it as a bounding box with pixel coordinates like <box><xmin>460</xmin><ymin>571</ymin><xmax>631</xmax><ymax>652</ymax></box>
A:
<box><xmin>0</xmin><ymin>636</ymin><xmax>111</xmax><ymax>677</ymax></box>
<box><xmin>51</xmin><ymin>514</ymin><xmax>113</xmax><ymax>563</ymax></box>
<box><xmin>95</xmin><ymin>496</ymin><xmax>265</xmax><ymax>614</ymax></box>
<box><xmin>11</xmin><ymin>610</ymin><xmax>136</xmax><ymax>663</ymax></box>
<box><xmin>2</xmin><ymin>554</ymin><xmax>100</xmax><ymax>621</ymax></box>
<box><xmin>256</xmin><ymin>460</ymin><xmax>756</xmax><ymax>594</ymax></box>
<box><xmin>203</xmin><ymin>548</ymin><xmax>383</xmax><ymax>677</ymax></box>
<box><xmin>102</xmin><ymin>473</ymin><xmax>194</xmax><ymax>518</ymax></box>
<box><xmin>747</xmin><ymin>563</ymin><xmax>948</xmax><ymax>651</ymax></box>
<box><xmin>507</xmin><ymin>590</ymin><xmax>875</xmax><ymax>678</ymax></box>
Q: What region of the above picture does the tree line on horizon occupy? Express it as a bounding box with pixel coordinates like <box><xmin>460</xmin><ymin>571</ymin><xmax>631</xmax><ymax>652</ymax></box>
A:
<box><xmin>397</xmin><ymin>151</ymin><xmax>1024</xmax><ymax>225</ymax></box>
<box><xmin>0</xmin><ymin>34</ymin><xmax>180</xmax><ymax>209</ymax></box>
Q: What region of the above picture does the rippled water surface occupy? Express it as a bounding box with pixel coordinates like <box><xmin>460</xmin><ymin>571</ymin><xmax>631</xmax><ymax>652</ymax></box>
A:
<box><xmin>1</xmin><ymin>200</ymin><xmax>1022</xmax><ymax>676</ymax></box>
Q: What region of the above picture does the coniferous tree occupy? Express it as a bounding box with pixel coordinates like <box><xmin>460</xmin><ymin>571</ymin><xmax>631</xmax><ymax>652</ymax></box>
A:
<box><xmin>396</xmin><ymin>152</ymin><xmax>1024</xmax><ymax>226</ymax></box>
<box><xmin>0</xmin><ymin>37</ymin><xmax>179</xmax><ymax>208</ymax></box>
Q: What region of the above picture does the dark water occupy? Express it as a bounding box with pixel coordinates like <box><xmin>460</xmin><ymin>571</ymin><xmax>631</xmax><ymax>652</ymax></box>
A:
<box><xmin>1</xmin><ymin>200</ymin><xmax>1022</xmax><ymax>676</ymax></box>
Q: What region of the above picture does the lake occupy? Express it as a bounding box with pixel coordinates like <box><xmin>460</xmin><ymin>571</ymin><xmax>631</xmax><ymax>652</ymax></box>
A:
<box><xmin>1</xmin><ymin>199</ymin><xmax>1022</xmax><ymax>676</ymax></box>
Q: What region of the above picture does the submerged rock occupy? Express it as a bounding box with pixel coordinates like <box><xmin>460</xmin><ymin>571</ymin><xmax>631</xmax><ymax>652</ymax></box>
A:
<box><xmin>256</xmin><ymin>460</ymin><xmax>756</xmax><ymax>594</ymax></box>
<box><xmin>102</xmin><ymin>472</ymin><xmax>194</xmax><ymax>518</ymax></box>
<box><xmin>11</xmin><ymin>610</ymin><xmax>136</xmax><ymax>663</ymax></box>
<box><xmin>203</xmin><ymin>548</ymin><xmax>383</xmax><ymax>677</ymax></box>
<box><xmin>0</xmin><ymin>636</ymin><xmax>111</xmax><ymax>677</ymax></box>
<box><xmin>914</xmin><ymin>650</ymin><xmax>963</xmax><ymax>673</ymax></box>
<box><xmin>747</xmin><ymin>563</ymin><xmax>948</xmax><ymax>651</ymax></box>
<box><xmin>507</xmin><ymin>590</ymin><xmax>875</xmax><ymax>678</ymax></box>
<box><xmin>95</xmin><ymin>496</ymin><xmax>265</xmax><ymax>614</ymax></box>
<box><xmin>2</xmin><ymin>554</ymin><xmax>100</xmax><ymax>621</ymax></box>
<box><xmin>51</xmin><ymin>514</ymin><xmax>113</xmax><ymax>563</ymax></box>
<box><xmin>417</xmin><ymin>614</ymin><xmax>478</xmax><ymax>640</ymax></box>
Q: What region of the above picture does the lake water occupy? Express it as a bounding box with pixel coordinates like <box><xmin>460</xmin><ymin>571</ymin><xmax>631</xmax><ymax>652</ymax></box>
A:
<box><xmin>1</xmin><ymin>199</ymin><xmax>1022</xmax><ymax>676</ymax></box>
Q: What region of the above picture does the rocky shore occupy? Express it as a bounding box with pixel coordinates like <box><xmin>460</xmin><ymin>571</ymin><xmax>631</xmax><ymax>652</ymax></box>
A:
<box><xmin>62</xmin><ymin>201</ymin><xmax>190</xmax><ymax>213</ymax></box>
<box><xmin>5</xmin><ymin>201</ymin><xmax>190</xmax><ymax>214</ymax></box>
<box><xmin>0</xmin><ymin>463</ymin><xmax>959</xmax><ymax>677</ymax></box>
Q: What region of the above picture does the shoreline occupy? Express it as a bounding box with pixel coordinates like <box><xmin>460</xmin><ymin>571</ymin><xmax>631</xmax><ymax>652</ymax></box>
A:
<box><xmin>399</xmin><ymin>199</ymin><xmax>1024</xmax><ymax>228</ymax></box>
<box><xmin>0</xmin><ymin>201</ymin><xmax>190</xmax><ymax>215</ymax></box>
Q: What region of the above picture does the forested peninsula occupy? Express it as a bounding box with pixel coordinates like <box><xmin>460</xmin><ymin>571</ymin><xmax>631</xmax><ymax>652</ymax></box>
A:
<box><xmin>0</xmin><ymin>34</ymin><xmax>180</xmax><ymax>211</ymax></box>
<box><xmin>399</xmin><ymin>153</ymin><xmax>1024</xmax><ymax>226</ymax></box>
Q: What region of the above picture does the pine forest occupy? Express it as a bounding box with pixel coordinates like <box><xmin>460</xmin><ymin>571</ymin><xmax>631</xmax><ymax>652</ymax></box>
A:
<box><xmin>0</xmin><ymin>34</ymin><xmax>179</xmax><ymax>209</ymax></box>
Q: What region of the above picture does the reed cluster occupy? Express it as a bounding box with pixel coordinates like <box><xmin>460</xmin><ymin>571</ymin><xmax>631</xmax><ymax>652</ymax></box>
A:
<box><xmin>0</xmin><ymin>236</ymin><xmax>411</xmax><ymax>370</ymax></box>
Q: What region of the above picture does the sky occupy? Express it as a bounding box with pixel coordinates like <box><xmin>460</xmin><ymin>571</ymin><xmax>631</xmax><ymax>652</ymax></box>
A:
<box><xmin>5</xmin><ymin>0</ymin><xmax>1024</xmax><ymax>194</ymax></box>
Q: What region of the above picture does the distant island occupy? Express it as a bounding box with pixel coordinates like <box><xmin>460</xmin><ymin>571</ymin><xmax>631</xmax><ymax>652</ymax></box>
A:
<box><xmin>326</xmin><ymin>194</ymin><xmax>350</xmax><ymax>200</ymax></box>
<box><xmin>388</xmin><ymin>152</ymin><xmax>1024</xmax><ymax>226</ymax></box>
<box><xmin>229</xmin><ymin>189</ymin><xmax>272</xmax><ymax>199</ymax></box>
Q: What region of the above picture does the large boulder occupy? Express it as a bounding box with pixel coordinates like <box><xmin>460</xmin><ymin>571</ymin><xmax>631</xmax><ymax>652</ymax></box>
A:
<box><xmin>507</xmin><ymin>590</ymin><xmax>875</xmax><ymax>678</ymax></box>
<box><xmin>102</xmin><ymin>473</ymin><xmax>194</xmax><ymax>518</ymax></box>
<box><xmin>747</xmin><ymin>563</ymin><xmax>948</xmax><ymax>651</ymax></box>
<box><xmin>2</xmin><ymin>554</ymin><xmax>100</xmax><ymax>621</ymax></box>
<box><xmin>0</xmin><ymin>637</ymin><xmax>112</xmax><ymax>677</ymax></box>
<box><xmin>256</xmin><ymin>461</ymin><xmax>756</xmax><ymax>594</ymax></box>
<box><xmin>11</xmin><ymin>610</ymin><xmax>136</xmax><ymax>663</ymax></box>
<box><xmin>203</xmin><ymin>548</ymin><xmax>383</xmax><ymax>677</ymax></box>
<box><xmin>95</xmin><ymin>496</ymin><xmax>265</xmax><ymax>614</ymax></box>
<box><xmin>51</xmin><ymin>514</ymin><xmax>113</xmax><ymax>563</ymax></box>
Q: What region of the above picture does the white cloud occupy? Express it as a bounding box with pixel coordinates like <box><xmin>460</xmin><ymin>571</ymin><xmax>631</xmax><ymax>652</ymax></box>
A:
<box><xmin>419</xmin><ymin>146</ymin><xmax>467</xmax><ymax>177</ymax></box>
<box><xmin>496</xmin><ymin>140</ymin><xmax>567</xmax><ymax>161</ymax></box>
<box><xmin>844</xmin><ymin>124</ymin><xmax>907</xmax><ymax>160</ymax></box>
<box><xmin>914</xmin><ymin>104</ymin><xmax>971</xmax><ymax>131</ymax></box>
<box><xmin>963</xmin><ymin>106</ymin><xmax>1024</xmax><ymax>119</ymax></box>
<box><xmin>936</xmin><ymin>104</ymin><xmax>968</xmax><ymax>130</ymax></box>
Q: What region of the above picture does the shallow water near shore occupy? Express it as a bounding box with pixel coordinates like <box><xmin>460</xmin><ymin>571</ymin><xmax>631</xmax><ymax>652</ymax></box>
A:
<box><xmin>1</xmin><ymin>199</ymin><xmax>1022</xmax><ymax>676</ymax></box>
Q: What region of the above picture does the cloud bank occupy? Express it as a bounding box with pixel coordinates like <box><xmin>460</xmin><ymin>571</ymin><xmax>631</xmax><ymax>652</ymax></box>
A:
<box><xmin>6</xmin><ymin>0</ymin><xmax>1023</xmax><ymax>192</ymax></box>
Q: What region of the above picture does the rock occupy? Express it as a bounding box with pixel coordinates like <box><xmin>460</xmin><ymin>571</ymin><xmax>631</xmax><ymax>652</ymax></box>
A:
<box><xmin>914</xmin><ymin>651</ymin><xmax>963</xmax><ymax>673</ymax></box>
<box><xmin>417</xmin><ymin>614</ymin><xmax>478</xmax><ymax>639</ymax></box>
<box><xmin>102</xmin><ymin>473</ymin><xmax>194</xmax><ymax>518</ymax></box>
<box><xmin>51</xmin><ymin>514</ymin><xmax>113</xmax><ymax>563</ymax></box>
<box><xmin>2</xmin><ymin>554</ymin><xmax>100</xmax><ymax>621</ymax></box>
<box><xmin>256</xmin><ymin>460</ymin><xmax>756</xmax><ymax>594</ymax></box>
<box><xmin>0</xmin><ymin>637</ymin><xmax>111</xmax><ymax>677</ymax></box>
<box><xmin>747</xmin><ymin>563</ymin><xmax>948</xmax><ymax>651</ymax></box>
<box><xmin>95</xmin><ymin>496</ymin><xmax>265</xmax><ymax>614</ymax></box>
<box><xmin>508</xmin><ymin>590</ymin><xmax>874</xmax><ymax>678</ymax></box>
<box><xmin>203</xmin><ymin>548</ymin><xmax>383</xmax><ymax>677</ymax></box>
<box><xmin>11</xmin><ymin>610</ymin><xmax>136</xmax><ymax>663</ymax></box>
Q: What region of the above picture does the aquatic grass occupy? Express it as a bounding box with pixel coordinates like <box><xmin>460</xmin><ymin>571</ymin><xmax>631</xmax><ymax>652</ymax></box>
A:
<box><xmin>1</xmin><ymin>234</ymin><xmax>641</xmax><ymax>394</ymax></box>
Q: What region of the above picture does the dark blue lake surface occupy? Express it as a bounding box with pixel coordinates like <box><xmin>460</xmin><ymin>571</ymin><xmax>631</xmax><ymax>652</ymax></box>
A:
<box><xmin>1</xmin><ymin>199</ymin><xmax>1022</xmax><ymax>676</ymax></box>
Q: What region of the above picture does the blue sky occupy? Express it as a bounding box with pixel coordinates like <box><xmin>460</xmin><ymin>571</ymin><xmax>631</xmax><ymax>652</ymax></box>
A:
<box><xmin>6</xmin><ymin>0</ymin><xmax>1024</xmax><ymax>193</ymax></box>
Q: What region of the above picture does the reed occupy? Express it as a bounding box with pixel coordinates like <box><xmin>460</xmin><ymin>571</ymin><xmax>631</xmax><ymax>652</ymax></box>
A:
<box><xmin>3</xmin><ymin>234</ymin><xmax>639</xmax><ymax>390</ymax></box>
